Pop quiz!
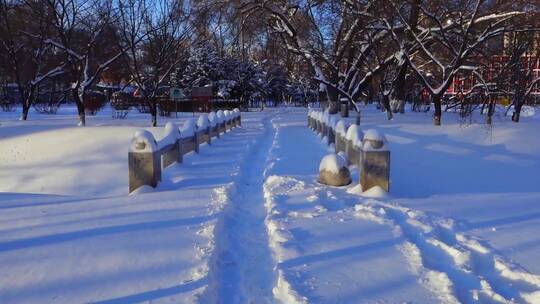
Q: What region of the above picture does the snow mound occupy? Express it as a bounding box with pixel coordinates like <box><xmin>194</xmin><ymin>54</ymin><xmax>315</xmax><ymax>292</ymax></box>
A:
<box><xmin>180</xmin><ymin>118</ymin><xmax>196</xmax><ymax>138</ymax></box>
<box><xmin>197</xmin><ymin>114</ymin><xmax>209</xmax><ymax>130</ymax></box>
<box><xmin>335</xmin><ymin>120</ymin><xmax>347</xmax><ymax>135</ymax></box>
<box><xmin>362</xmin><ymin>186</ymin><xmax>388</xmax><ymax>198</ymax></box>
<box><xmin>346</xmin><ymin>124</ymin><xmax>364</xmax><ymax>146</ymax></box>
<box><xmin>319</xmin><ymin>154</ymin><xmax>347</xmax><ymax>174</ymax></box>
<box><xmin>130</xmin><ymin>129</ymin><xmax>158</xmax><ymax>153</ymax></box>
<box><xmin>506</xmin><ymin>106</ymin><xmax>536</xmax><ymax>118</ymax></box>
<box><xmin>328</xmin><ymin>115</ymin><xmax>338</xmax><ymax>129</ymax></box>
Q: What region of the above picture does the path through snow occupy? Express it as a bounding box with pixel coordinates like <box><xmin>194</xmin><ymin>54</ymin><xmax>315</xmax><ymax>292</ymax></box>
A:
<box><xmin>202</xmin><ymin>111</ymin><xmax>279</xmax><ymax>303</ymax></box>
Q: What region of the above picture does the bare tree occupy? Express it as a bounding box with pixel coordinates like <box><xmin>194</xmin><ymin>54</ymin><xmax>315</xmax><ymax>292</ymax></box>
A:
<box><xmin>117</xmin><ymin>0</ymin><xmax>191</xmax><ymax>127</ymax></box>
<box><xmin>386</xmin><ymin>0</ymin><xmax>521</xmax><ymax>125</ymax></box>
<box><xmin>0</xmin><ymin>0</ymin><xmax>64</xmax><ymax>120</ymax></box>
<box><xmin>38</xmin><ymin>0</ymin><xmax>123</xmax><ymax>126</ymax></box>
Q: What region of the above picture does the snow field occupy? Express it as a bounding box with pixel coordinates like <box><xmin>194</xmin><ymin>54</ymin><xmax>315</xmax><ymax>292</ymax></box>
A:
<box><xmin>1</xmin><ymin>105</ymin><xmax>540</xmax><ymax>303</ymax></box>
<box><xmin>0</xmin><ymin>109</ymin><xmax>271</xmax><ymax>303</ymax></box>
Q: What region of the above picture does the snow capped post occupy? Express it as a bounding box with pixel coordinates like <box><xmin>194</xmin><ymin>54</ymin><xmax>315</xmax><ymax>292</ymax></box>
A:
<box><xmin>197</xmin><ymin>114</ymin><xmax>211</xmax><ymax>145</ymax></box>
<box><xmin>217</xmin><ymin>110</ymin><xmax>226</xmax><ymax>134</ymax></box>
<box><xmin>335</xmin><ymin>120</ymin><xmax>348</xmax><ymax>153</ymax></box>
<box><xmin>180</xmin><ymin>118</ymin><xmax>199</xmax><ymax>154</ymax></box>
<box><xmin>209</xmin><ymin>111</ymin><xmax>220</xmax><ymax>138</ymax></box>
<box><xmin>340</xmin><ymin>98</ymin><xmax>349</xmax><ymax>118</ymax></box>
<box><xmin>360</xmin><ymin>129</ymin><xmax>390</xmax><ymax>192</ymax></box>
<box><xmin>224</xmin><ymin>110</ymin><xmax>233</xmax><ymax>131</ymax></box>
<box><xmin>327</xmin><ymin>115</ymin><xmax>337</xmax><ymax>145</ymax></box>
<box><xmin>345</xmin><ymin>125</ymin><xmax>364</xmax><ymax>166</ymax></box>
<box><xmin>233</xmin><ymin>108</ymin><xmax>241</xmax><ymax>126</ymax></box>
<box><xmin>129</xmin><ymin>130</ymin><xmax>160</xmax><ymax>193</ymax></box>
<box><xmin>161</xmin><ymin>122</ymin><xmax>182</xmax><ymax>168</ymax></box>
<box><xmin>314</xmin><ymin>112</ymin><xmax>321</xmax><ymax>134</ymax></box>
<box><xmin>322</xmin><ymin>110</ymin><xmax>329</xmax><ymax>138</ymax></box>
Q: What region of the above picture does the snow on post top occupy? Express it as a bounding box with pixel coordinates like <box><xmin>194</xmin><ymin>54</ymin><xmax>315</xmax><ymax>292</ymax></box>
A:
<box><xmin>161</xmin><ymin>122</ymin><xmax>179</xmax><ymax>147</ymax></box>
<box><xmin>319</xmin><ymin>153</ymin><xmax>347</xmax><ymax>174</ymax></box>
<box><xmin>328</xmin><ymin>115</ymin><xmax>338</xmax><ymax>128</ymax></box>
<box><xmin>363</xmin><ymin>129</ymin><xmax>388</xmax><ymax>151</ymax></box>
<box><xmin>233</xmin><ymin>108</ymin><xmax>240</xmax><ymax>117</ymax></box>
<box><xmin>208</xmin><ymin>112</ymin><xmax>218</xmax><ymax>127</ymax></box>
<box><xmin>197</xmin><ymin>114</ymin><xmax>209</xmax><ymax>130</ymax></box>
<box><xmin>346</xmin><ymin>124</ymin><xmax>364</xmax><ymax>147</ymax></box>
<box><xmin>335</xmin><ymin>120</ymin><xmax>348</xmax><ymax>135</ymax></box>
<box><xmin>180</xmin><ymin>118</ymin><xmax>196</xmax><ymax>138</ymax></box>
<box><xmin>224</xmin><ymin>110</ymin><xmax>231</xmax><ymax>119</ymax></box>
<box><xmin>216</xmin><ymin>110</ymin><xmax>225</xmax><ymax>123</ymax></box>
<box><xmin>130</xmin><ymin>129</ymin><xmax>158</xmax><ymax>153</ymax></box>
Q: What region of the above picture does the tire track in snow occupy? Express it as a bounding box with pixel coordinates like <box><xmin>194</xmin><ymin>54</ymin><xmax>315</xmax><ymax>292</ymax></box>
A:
<box><xmin>355</xmin><ymin>200</ymin><xmax>540</xmax><ymax>303</ymax></box>
<box><xmin>200</xmin><ymin>111</ymin><xmax>279</xmax><ymax>304</ymax></box>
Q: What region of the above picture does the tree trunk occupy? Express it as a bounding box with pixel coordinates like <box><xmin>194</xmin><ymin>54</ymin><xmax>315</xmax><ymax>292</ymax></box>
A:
<box><xmin>150</xmin><ymin>98</ymin><xmax>158</xmax><ymax>127</ymax></box>
<box><xmin>433</xmin><ymin>95</ymin><xmax>442</xmax><ymax>126</ymax></box>
<box><xmin>391</xmin><ymin>62</ymin><xmax>408</xmax><ymax>114</ymax></box>
<box><xmin>326</xmin><ymin>83</ymin><xmax>340</xmax><ymax>114</ymax></box>
<box><xmin>512</xmin><ymin>102</ymin><xmax>523</xmax><ymax>123</ymax></box>
<box><xmin>73</xmin><ymin>89</ymin><xmax>86</xmax><ymax>126</ymax></box>
<box><xmin>21</xmin><ymin>89</ymin><xmax>35</xmax><ymax>121</ymax></box>
<box><xmin>487</xmin><ymin>100</ymin><xmax>494</xmax><ymax>125</ymax></box>
<box><xmin>381</xmin><ymin>94</ymin><xmax>393</xmax><ymax>120</ymax></box>
<box><xmin>21</xmin><ymin>103</ymin><xmax>30</xmax><ymax>121</ymax></box>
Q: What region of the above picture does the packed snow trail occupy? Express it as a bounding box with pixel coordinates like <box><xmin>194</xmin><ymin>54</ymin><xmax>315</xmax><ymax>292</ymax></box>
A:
<box><xmin>201</xmin><ymin>110</ymin><xmax>279</xmax><ymax>303</ymax></box>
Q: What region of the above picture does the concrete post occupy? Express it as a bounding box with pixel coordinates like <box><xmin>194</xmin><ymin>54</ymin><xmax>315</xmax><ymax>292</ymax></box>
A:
<box><xmin>341</xmin><ymin>103</ymin><xmax>349</xmax><ymax>117</ymax></box>
<box><xmin>129</xmin><ymin>130</ymin><xmax>161</xmax><ymax>193</ymax></box>
<box><xmin>360</xmin><ymin>129</ymin><xmax>390</xmax><ymax>192</ymax></box>
<box><xmin>335</xmin><ymin>120</ymin><xmax>347</xmax><ymax>153</ymax></box>
<box><xmin>327</xmin><ymin>125</ymin><xmax>335</xmax><ymax>144</ymax></box>
<box><xmin>345</xmin><ymin>124</ymin><xmax>363</xmax><ymax>166</ymax></box>
<box><xmin>162</xmin><ymin>122</ymin><xmax>181</xmax><ymax>168</ymax></box>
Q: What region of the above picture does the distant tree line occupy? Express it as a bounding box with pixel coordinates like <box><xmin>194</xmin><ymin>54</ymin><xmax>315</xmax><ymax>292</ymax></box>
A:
<box><xmin>1</xmin><ymin>0</ymin><xmax>539</xmax><ymax>126</ymax></box>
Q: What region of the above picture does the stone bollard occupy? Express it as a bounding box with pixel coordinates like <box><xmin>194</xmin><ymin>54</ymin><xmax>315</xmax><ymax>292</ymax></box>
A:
<box><xmin>345</xmin><ymin>124</ymin><xmax>363</xmax><ymax>166</ymax></box>
<box><xmin>234</xmin><ymin>108</ymin><xmax>242</xmax><ymax>126</ymax></box>
<box><xmin>197</xmin><ymin>114</ymin><xmax>211</xmax><ymax>145</ymax></box>
<box><xmin>341</xmin><ymin>103</ymin><xmax>349</xmax><ymax>117</ymax></box>
<box><xmin>360</xmin><ymin>129</ymin><xmax>390</xmax><ymax>192</ymax></box>
<box><xmin>335</xmin><ymin>120</ymin><xmax>348</xmax><ymax>153</ymax></box>
<box><xmin>327</xmin><ymin>115</ymin><xmax>337</xmax><ymax>145</ymax></box>
<box><xmin>316</xmin><ymin>115</ymin><xmax>322</xmax><ymax>134</ymax></box>
<box><xmin>162</xmin><ymin>122</ymin><xmax>182</xmax><ymax>168</ymax></box>
<box><xmin>129</xmin><ymin>130</ymin><xmax>161</xmax><ymax>193</ymax></box>
<box><xmin>209</xmin><ymin>112</ymin><xmax>220</xmax><ymax>138</ymax></box>
<box><xmin>233</xmin><ymin>109</ymin><xmax>241</xmax><ymax>127</ymax></box>
<box><xmin>224</xmin><ymin>111</ymin><xmax>232</xmax><ymax>131</ymax></box>
<box><xmin>319</xmin><ymin>154</ymin><xmax>351</xmax><ymax>186</ymax></box>
<box><xmin>217</xmin><ymin>110</ymin><xmax>226</xmax><ymax>134</ymax></box>
<box><xmin>180</xmin><ymin>118</ymin><xmax>198</xmax><ymax>154</ymax></box>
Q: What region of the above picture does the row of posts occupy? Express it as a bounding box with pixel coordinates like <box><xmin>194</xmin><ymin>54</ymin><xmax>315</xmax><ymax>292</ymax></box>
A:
<box><xmin>308</xmin><ymin>110</ymin><xmax>391</xmax><ymax>192</ymax></box>
<box><xmin>129</xmin><ymin>109</ymin><xmax>242</xmax><ymax>193</ymax></box>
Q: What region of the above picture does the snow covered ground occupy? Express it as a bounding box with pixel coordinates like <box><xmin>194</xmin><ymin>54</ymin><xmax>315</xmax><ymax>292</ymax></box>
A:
<box><xmin>1</xmin><ymin>105</ymin><xmax>539</xmax><ymax>303</ymax></box>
